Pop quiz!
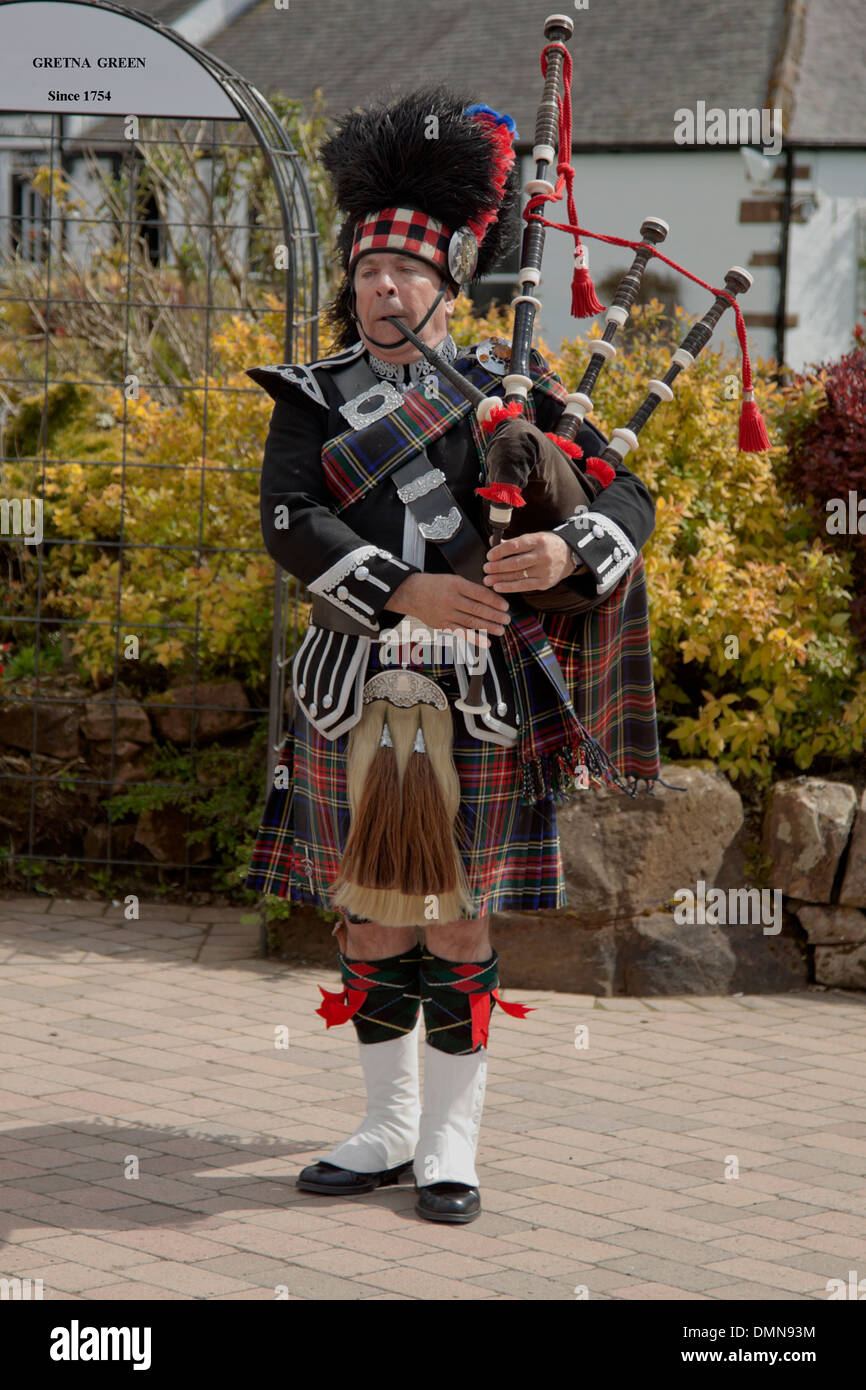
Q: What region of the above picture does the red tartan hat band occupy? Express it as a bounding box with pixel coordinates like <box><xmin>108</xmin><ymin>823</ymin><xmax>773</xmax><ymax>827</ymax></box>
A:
<box><xmin>349</xmin><ymin>207</ymin><xmax>452</xmax><ymax>278</ymax></box>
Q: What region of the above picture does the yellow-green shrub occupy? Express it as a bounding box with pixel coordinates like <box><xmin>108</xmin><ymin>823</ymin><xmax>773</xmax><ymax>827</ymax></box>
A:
<box><xmin>546</xmin><ymin>300</ymin><xmax>863</xmax><ymax>785</ymax></box>
<box><xmin>3</xmin><ymin>307</ymin><xmax>293</xmax><ymax>688</ymax></box>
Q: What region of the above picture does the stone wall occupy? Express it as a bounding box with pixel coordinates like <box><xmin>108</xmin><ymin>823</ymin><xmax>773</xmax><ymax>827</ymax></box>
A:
<box><xmin>0</xmin><ymin>677</ymin><xmax>253</xmax><ymax>869</ymax></box>
<box><xmin>763</xmin><ymin>778</ymin><xmax>866</xmax><ymax>991</ymax></box>
<box><xmin>492</xmin><ymin>768</ymin><xmax>866</xmax><ymax>996</ymax></box>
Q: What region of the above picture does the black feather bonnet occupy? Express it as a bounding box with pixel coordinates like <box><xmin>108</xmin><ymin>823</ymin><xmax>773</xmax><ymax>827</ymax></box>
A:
<box><xmin>319</xmin><ymin>84</ymin><xmax>521</xmax><ymax>349</ymax></box>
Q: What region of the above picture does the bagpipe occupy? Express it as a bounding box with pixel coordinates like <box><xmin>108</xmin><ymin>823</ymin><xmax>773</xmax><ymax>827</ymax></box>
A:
<box><xmin>384</xmin><ymin>12</ymin><xmax>772</xmax><ymax>715</ymax></box>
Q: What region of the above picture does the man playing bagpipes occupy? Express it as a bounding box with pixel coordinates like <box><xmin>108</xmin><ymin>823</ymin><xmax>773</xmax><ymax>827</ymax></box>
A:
<box><xmin>244</xmin><ymin>18</ymin><xmax>769</xmax><ymax>1224</ymax></box>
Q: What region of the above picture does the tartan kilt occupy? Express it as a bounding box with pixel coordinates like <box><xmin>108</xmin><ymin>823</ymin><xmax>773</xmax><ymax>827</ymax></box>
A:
<box><xmin>244</xmin><ymin>653</ymin><xmax>566</xmax><ymax>918</ymax></box>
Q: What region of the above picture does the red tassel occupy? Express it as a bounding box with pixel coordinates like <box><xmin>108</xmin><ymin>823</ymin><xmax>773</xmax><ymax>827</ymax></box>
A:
<box><xmin>492</xmin><ymin>989</ymin><xmax>535</xmax><ymax>1020</ymax></box>
<box><xmin>738</xmin><ymin>396</ymin><xmax>771</xmax><ymax>452</ymax></box>
<box><xmin>315</xmin><ymin>985</ymin><xmax>365</xmax><ymax>1028</ymax></box>
<box><xmin>480</xmin><ymin>399</ymin><xmax>524</xmax><ymax>434</ymax></box>
<box><xmin>571</xmin><ymin>249</ymin><xmax>605</xmax><ymax>318</ymax></box>
<box><xmin>586</xmin><ymin>456</ymin><xmax>616</xmax><ymax>487</ymax></box>
<box><xmin>476</xmin><ymin>482</ymin><xmax>526</xmax><ymax>507</ymax></box>
<box><xmin>545</xmin><ymin>433</ymin><xmax>584</xmax><ymax>461</ymax></box>
<box><xmin>731</xmin><ymin>314</ymin><xmax>771</xmax><ymax>452</ymax></box>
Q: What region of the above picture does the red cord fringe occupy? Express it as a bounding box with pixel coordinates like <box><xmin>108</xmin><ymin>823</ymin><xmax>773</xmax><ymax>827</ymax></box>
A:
<box><xmin>480</xmin><ymin>399</ymin><xmax>524</xmax><ymax>434</ymax></box>
<box><xmin>586</xmin><ymin>456</ymin><xmax>616</xmax><ymax>487</ymax></box>
<box><xmin>476</xmin><ymin>482</ymin><xmax>526</xmax><ymax>507</ymax></box>
<box><xmin>545</xmin><ymin>432</ymin><xmax>584</xmax><ymax>460</ymax></box>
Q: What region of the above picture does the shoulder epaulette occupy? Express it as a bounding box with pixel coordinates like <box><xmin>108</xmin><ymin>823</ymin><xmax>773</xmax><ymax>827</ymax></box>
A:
<box><xmin>309</xmin><ymin>341</ymin><xmax>366</xmax><ymax>371</ymax></box>
<box><xmin>246</xmin><ymin>341</ymin><xmax>366</xmax><ymax>408</ymax></box>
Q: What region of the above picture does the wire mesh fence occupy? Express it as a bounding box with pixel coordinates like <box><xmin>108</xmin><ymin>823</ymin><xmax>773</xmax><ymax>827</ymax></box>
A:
<box><xmin>0</xmin><ymin>101</ymin><xmax>319</xmax><ymax>899</ymax></box>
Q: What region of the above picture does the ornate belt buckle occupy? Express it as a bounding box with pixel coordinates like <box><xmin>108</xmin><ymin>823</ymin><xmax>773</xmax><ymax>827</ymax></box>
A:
<box><xmin>396</xmin><ymin>469</ymin><xmax>446</xmax><ymax>503</ymax></box>
<box><xmin>362</xmin><ymin>669</ymin><xmax>448</xmax><ymax>710</ymax></box>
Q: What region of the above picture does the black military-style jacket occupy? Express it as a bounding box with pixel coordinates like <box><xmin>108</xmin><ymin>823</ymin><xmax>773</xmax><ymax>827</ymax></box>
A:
<box><xmin>248</xmin><ymin>336</ymin><xmax>655</xmax><ymax>744</ymax></box>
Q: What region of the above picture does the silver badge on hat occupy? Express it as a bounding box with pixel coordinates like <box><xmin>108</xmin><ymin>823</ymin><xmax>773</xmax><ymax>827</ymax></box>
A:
<box><xmin>447</xmin><ymin>226</ymin><xmax>479</xmax><ymax>285</ymax></box>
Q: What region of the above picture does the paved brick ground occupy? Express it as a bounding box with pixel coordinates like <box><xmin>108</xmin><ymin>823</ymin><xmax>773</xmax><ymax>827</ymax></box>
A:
<box><xmin>1</xmin><ymin>894</ymin><xmax>865</xmax><ymax>1301</ymax></box>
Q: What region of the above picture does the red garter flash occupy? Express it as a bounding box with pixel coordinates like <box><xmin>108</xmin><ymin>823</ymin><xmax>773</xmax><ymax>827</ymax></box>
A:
<box><xmin>468</xmin><ymin>988</ymin><xmax>536</xmax><ymax>1050</ymax></box>
<box><xmin>315</xmin><ymin>985</ymin><xmax>367</xmax><ymax>1027</ymax></box>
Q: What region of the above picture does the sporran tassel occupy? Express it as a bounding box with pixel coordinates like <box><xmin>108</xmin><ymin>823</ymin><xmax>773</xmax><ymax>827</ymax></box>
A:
<box><xmin>401</xmin><ymin>723</ymin><xmax>457</xmax><ymax>894</ymax></box>
<box><xmin>338</xmin><ymin>707</ymin><xmax>402</xmax><ymax>889</ymax></box>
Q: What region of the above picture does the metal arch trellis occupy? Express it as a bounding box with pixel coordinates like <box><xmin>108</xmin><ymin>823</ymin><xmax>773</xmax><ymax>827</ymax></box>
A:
<box><xmin>0</xmin><ymin>0</ymin><xmax>319</xmax><ymax>895</ymax></box>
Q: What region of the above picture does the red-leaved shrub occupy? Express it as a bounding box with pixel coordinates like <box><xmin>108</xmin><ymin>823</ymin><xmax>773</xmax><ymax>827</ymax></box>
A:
<box><xmin>784</xmin><ymin>346</ymin><xmax>866</xmax><ymax>642</ymax></box>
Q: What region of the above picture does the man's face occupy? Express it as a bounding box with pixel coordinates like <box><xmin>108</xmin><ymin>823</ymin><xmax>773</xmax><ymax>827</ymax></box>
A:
<box><xmin>352</xmin><ymin>251</ymin><xmax>456</xmax><ymax>361</ymax></box>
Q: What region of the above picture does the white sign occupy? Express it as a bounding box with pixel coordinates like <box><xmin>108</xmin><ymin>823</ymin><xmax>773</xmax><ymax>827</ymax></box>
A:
<box><xmin>0</xmin><ymin>1</ymin><xmax>238</xmax><ymax>117</ymax></box>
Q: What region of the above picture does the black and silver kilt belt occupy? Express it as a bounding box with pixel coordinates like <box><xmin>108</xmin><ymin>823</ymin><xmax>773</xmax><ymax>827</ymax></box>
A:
<box><xmin>290</xmin><ymin>454</ymin><xmax>520</xmax><ymax>747</ymax></box>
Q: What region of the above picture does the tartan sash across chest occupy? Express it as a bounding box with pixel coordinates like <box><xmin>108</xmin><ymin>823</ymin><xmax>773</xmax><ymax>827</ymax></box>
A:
<box><xmin>320</xmin><ymin>353</ymin><xmax>566</xmax><ymax>514</ymax></box>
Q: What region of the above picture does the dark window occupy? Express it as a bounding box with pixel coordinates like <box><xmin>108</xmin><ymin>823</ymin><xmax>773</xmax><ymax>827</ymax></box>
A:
<box><xmin>9</xmin><ymin>169</ymin><xmax>50</xmax><ymax>262</ymax></box>
<box><xmin>139</xmin><ymin>186</ymin><xmax>163</xmax><ymax>266</ymax></box>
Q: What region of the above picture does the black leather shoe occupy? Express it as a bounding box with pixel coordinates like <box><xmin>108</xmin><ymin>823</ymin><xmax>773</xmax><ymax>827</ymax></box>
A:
<box><xmin>415</xmin><ymin>1181</ymin><xmax>481</xmax><ymax>1223</ymax></box>
<box><xmin>296</xmin><ymin>1159</ymin><xmax>413</xmax><ymax>1196</ymax></box>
